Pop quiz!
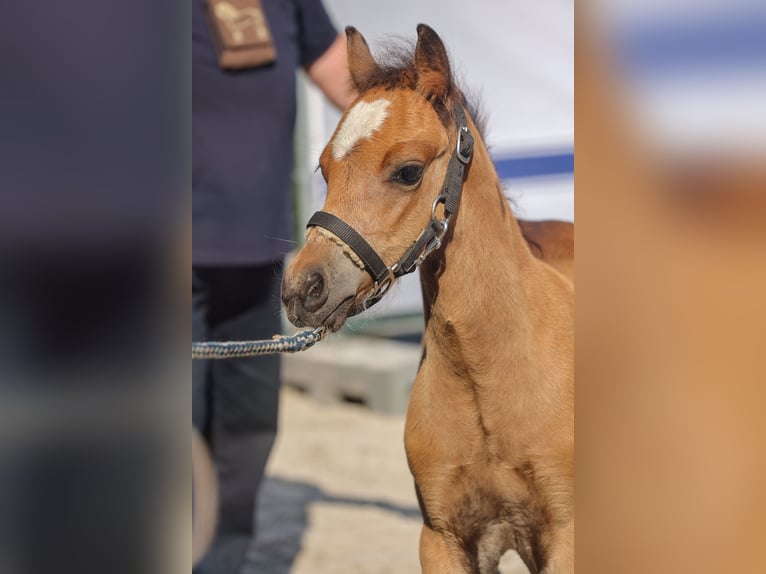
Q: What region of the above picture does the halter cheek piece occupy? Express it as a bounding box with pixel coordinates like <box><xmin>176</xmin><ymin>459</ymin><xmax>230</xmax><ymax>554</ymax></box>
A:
<box><xmin>307</xmin><ymin>105</ymin><xmax>475</xmax><ymax>308</ymax></box>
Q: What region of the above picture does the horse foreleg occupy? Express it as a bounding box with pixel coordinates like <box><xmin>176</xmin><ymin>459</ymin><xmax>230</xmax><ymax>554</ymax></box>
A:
<box><xmin>420</xmin><ymin>525</ymin><xmax>471</xmax><ymax>574</ymax></box>
<box><xmin>541</xmin><ymin>519</ymin><xmax>574</xmax><ymax>574</ymax></box>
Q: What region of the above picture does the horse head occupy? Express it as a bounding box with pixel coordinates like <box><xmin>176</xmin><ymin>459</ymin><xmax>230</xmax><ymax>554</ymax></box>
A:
<box><xmin>282</xmin><ymin>25</ymin><xmax>474</xmax><ymax>332</ymax></box>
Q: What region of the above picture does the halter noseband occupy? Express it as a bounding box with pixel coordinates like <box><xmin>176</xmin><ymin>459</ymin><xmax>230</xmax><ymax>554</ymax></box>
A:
<box><xmin>306</xmin><ymin>104</ymin><xmax>475</xmax><ymax>308</ymax></box>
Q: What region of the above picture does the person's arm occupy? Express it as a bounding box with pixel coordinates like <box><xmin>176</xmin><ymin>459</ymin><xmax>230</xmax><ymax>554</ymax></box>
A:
<box><xmin>305</xmin><ymin>34</ymin><xmax>357</xmax><ymax>111</ymax></box>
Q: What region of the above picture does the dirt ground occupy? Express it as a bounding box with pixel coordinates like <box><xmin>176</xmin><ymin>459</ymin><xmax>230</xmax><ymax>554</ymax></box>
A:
<box><xmin>244</xmin><ymin>387</ymin><xmax>529</xmax><ymax>574</ymax></box>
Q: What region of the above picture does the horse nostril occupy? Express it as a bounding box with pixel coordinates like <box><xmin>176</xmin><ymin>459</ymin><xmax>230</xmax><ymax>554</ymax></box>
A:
<box><xmin>302</xmin><ymin>271</ymin><xmax>327</xmax><ymax>312</ymax></box>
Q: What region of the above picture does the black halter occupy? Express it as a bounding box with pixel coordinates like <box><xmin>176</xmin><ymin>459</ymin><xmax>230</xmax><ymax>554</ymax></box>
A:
<box><xmin>307</xmin><ymin>105</ymin><xmax>475</xmax><ymax>308</ymax></box>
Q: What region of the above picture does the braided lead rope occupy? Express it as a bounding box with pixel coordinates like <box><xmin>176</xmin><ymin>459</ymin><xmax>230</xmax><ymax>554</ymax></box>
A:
<box><xmin>192</xmin><ymin>327</ymin><xmax>328</xmax><ymax>360</ymax></box>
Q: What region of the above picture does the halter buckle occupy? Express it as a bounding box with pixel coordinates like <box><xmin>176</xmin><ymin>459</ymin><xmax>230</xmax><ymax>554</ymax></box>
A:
<box><xmin>456</xmin><ymin>126</ymin><xmax>473</xmax><ymax>164</ymax></box>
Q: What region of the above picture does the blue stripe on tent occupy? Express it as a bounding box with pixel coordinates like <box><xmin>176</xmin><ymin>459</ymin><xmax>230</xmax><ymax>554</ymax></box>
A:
<box><xmin>615</xmin><ymin>14</ymin><xmax>766</xmax><ymax>75</ymax></box>
<box><xmin>493</xmin><ymin>152</ymin><xmax>574</xmax><ymax>180</ymax></box>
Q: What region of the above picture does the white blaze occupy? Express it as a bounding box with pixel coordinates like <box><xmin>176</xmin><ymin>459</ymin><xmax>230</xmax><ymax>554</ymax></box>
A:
<box><xmin>332</xmin><ymin>99</ymin><xmax>391</xmax><ymax>160</ymax></box>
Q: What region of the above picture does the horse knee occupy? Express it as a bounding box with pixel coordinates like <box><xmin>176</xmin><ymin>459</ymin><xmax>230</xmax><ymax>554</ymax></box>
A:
<box><xmin>542</xmin><ymin>521</ymin><xmax>574</xmax><ymax>574</ymax></box>
<box><xmin>420</xmin><ymin>526</ymin><xmax>470</xmax><ymax>574</ymax></box>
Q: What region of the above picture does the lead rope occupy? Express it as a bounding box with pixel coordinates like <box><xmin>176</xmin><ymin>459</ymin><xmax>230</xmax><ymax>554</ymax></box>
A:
<box><xmin>192</xmin><ymin>327</ymin><xmax>328</xmax><ymax>360</ymax></box>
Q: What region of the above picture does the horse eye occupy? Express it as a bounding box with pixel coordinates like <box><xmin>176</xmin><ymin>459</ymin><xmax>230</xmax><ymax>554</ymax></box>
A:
<box><xmin>392</xmin><ymin>164</ymin><xmax>424</xmax><ymax>186</ymax></box>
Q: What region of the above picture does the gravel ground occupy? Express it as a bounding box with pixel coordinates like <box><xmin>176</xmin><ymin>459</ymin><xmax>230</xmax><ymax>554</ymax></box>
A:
<box><xmin>244</xmin><ymin>387</ymin><xmax>529</xmax><ymax>574</ymax></box>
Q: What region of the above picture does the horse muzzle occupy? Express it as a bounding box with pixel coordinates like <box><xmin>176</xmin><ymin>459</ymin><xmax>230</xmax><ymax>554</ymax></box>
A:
<box><xmin>281</xmin><ymin>236</ymin><xmax>369</xmax><ymax>332</ymax></box>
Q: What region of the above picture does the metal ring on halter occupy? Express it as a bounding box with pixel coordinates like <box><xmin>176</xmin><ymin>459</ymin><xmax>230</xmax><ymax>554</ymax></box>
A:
<box><xmin>414</xmin><ymin>194</ymin><xmax>450</xmax><ymax>265</ymax></box>
<box><xmin>428</xmin><ymin>193</ymin><xmax>450</xmax><ymax>249</ymax></box>
<box><xmin>363</xmin><ymin>270</ymin><xmax>395</xmax><ymax>308</ymax></box>
<box><xmin>312</xmin><ymin>325</ymin><xmax>329</xmax><ymax>339</ymax></box>
<box><xmin>373</xmin><ymin>272</ymin><xmax>394</xmax><ymax>294</ymax></box>
<box><xmin>390</xmin><ymin>197</ymin><xmax>450</xmax><ymax>277</ymax></box>
<box><xmin>431</xmin><ymin>194</ymin><xmax>447</xmax><ymax>221</ymax></box>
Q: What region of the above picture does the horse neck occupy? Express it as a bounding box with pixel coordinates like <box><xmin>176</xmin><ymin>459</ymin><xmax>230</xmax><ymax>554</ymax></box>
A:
<box><xmin>420</xmin><ymin>131</ymin><xmax>537</xmax><ymax>379</ymax></box>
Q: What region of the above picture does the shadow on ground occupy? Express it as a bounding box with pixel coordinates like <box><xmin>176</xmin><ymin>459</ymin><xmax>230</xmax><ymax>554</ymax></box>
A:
<box><xmin>244</xmin><ymin>476</ymin><xmax>421</xmax><ymax>574</ymax></box>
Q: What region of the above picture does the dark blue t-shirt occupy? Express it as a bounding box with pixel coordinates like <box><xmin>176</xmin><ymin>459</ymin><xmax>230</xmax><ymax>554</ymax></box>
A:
<box><xmin>192</xmin><ymin>0</ymin><xmax>337</xmax><ymax>264</ymax></box>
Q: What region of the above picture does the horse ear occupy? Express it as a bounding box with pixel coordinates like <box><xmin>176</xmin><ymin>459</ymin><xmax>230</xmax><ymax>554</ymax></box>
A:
<box><xmin>346</xmin><ymin>26</ymin><xmax>379</xmax><ymax>91</ymax></box>
<box><xmin>414</xmin><ymin>24</ymin><xmax>452</xmax><ymax>102</ymax></box>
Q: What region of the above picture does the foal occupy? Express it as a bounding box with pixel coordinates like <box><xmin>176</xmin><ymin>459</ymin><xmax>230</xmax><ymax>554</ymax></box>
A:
<box><xmin>282</xmin><ymin>25</ymin><xmax>574</xmax><ymax>573</ymax></box>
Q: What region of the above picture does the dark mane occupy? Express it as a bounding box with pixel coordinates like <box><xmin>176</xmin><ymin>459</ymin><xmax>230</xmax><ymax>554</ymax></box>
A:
<box><xmin>355</xmin><ymin>38</ymin><xmax>488</xmax><ymax>139</ymax></box>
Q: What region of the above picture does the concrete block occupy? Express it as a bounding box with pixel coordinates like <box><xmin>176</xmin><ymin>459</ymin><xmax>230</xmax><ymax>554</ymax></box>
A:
<box><xmin>281</xmin><ymin>335</ymin><xmax>421</xmax><ymax>415</ymax></box>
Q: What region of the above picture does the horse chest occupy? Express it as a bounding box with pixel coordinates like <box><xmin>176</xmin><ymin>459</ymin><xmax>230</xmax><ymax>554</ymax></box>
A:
<box><xmin>405</xmin><ymin>360</ymin><xmax>515</xmax><ymax>468</ymax></box>
<box><xmin>406</xmin><ymin>365</ymin><xmax>550</xmax><ymax>571</ymax></box>
<box><xmin>415</xmin><ymin>465</ymin><xmax>548</xmax><ymax>573</ymax></box>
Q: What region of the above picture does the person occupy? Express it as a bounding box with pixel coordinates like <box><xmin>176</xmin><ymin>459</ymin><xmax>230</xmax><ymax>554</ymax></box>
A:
<box><xmin>192</xmin><ymin>1</ymin><xmax>355</xmax><ymax>572</ymax></box>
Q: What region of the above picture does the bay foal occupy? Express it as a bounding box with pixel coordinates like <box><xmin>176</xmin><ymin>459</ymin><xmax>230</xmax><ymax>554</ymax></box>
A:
<box><xmin>282</xmin><ymin>25</ymin><xmax>574</xmax><ymax>573</ymax></box>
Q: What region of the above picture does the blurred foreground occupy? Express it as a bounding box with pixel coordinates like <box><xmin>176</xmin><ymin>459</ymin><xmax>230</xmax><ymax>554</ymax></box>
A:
<box><xmin>577</xmin><ymin>2</ymin><xmax>766</xmax><ymax>572</ymax></box>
